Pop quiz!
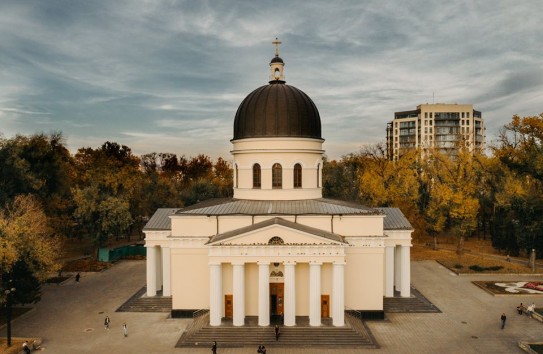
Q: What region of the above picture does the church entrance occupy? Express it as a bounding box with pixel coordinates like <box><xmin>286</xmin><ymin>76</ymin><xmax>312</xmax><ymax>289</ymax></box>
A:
<box><xmin>269</xmin><ymin>283</ymin><xmax>284</xmax><ymax>316</ymax></box>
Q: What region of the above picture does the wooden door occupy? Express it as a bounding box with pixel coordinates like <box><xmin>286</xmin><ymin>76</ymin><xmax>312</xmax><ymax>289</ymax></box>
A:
<box><xmin>225</xmin><ymin>295</ymin><xmax>233</xmax><ymax>318</ymax></box>
<box><xmin>321</xmin><ymin>295</ymin><xmax>330</xmax><ymax>318</ymax></box>
<box><xmin>270</xmin><ymin>283</ymin><xmax>284</xmax><ymax>315</ymax></box>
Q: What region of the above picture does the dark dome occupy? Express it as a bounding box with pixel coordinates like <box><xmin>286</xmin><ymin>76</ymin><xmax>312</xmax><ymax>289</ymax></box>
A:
<box><xmin>233</xmin><ymin>82</ymin><xmax>322</xmax><ymax>140</ymax></box>
<box><xmin>270</xmin><ymin>56</ymin><xmax>284</xmax><ymax>63</ymax></box>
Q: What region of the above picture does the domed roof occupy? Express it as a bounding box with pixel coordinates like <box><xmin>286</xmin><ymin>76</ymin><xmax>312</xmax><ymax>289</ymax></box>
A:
<box><xmin>270</xmin><ymin>56</ymin><xmax>284</xmax><ymax>63</ymax></box>
<box><xmin>233</xmin><ymin>81</ymin><xmax>322</xmax><ymax>140</ymax></box>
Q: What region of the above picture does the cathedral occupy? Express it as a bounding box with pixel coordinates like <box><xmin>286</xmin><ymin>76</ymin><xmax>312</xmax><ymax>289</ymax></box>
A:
<box><xmin>144</xmin><ymin>39</ymin><xmax>413</xmax><ymax>327</ymax></box>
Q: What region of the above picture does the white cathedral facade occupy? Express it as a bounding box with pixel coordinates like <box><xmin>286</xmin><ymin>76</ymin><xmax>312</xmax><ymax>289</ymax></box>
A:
<box><xmin>144</xmin><ymin>40</ymin><xmax>413</xmax><ymax>327</ymax></box>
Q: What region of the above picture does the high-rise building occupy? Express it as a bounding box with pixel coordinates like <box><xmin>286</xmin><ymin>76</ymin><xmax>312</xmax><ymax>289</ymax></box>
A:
<box><xmin>386</xmin><ymin>103</ymin><xmax>485</xmax><ymax>160</ymax></box>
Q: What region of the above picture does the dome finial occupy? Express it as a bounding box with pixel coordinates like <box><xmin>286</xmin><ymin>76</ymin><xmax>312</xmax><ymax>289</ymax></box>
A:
<box><xmin>270</xmin><ymin>37</ymin><xmax>285</xmax><ymax>82</ymax></box>
<box><xmin>272</xmin><ymin>37</ymin><xmax>282</xmax><ymax>57</ymax></box>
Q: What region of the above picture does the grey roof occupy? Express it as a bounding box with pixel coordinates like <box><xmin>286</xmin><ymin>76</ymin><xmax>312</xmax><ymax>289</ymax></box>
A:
<box><xmin>208</xmin><ymin>217</ymin><xmax>346</xmax><ymax>244</ymax></box>
<box><xmin>143</xmin><ymin>208</ymin><xmax>180</xmax><ymax>231</ymax></box>
<box><xmin>176</xmin><ymin>198</ymin><xmax>381</xmax><ymax>216</ymax></box>
<box><xmin>378</xmin><ymin>208</ymin><xmax>413</xmax><ymax>230</ymax></box>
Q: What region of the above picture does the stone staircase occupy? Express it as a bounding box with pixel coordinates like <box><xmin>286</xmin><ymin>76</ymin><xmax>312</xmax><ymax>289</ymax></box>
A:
<box><xmin>383</xmin><ymin>287</ymin><xmax>440</xmax><ymax>313</ymax></box>
<box><xmin>116</xmin><ymin>287</ymin><xmax>172</xmax><ymax>313</ymax></box>
<box><xmin>177</xmin><ymin>313</ymin><xmax>377</xmax><ymax>348</ymax></box>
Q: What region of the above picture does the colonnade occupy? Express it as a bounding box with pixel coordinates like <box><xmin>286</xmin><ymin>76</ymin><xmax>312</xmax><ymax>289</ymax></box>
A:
<box><xmin>385</xmin><ymin>244</ymin><xmax>410</xmax><ymax>297</ymax></box>
<box><xmin>209</xmin><ymin>261</ymin><xmax>345</xmax><ymax>327</ymax></box>
<box><xmin>146</xmin><ymin>246</ymin><xmax>171</xmax><ymax>297</ymax></box>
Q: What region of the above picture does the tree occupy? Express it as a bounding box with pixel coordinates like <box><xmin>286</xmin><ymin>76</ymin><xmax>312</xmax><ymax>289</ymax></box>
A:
<box><xmin>0</xmin><ymin>195</ymin><xmax>60</xmax><ymax>305</ymax></box>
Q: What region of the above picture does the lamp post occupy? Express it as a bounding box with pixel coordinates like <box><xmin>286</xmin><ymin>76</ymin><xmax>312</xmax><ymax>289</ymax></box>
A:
<box><xmin>5</xmin><ymin>287</ymin><xmax>16</xmax><ymax>347</ymax></box>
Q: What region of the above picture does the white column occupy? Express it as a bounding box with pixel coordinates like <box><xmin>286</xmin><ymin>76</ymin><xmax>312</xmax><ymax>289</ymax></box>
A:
<box><xmin>394</xmin><ymin>245</ymin><xmax>401</xmax><ymax>292</ymax></box>
<box><xmin>385</xmin><ymin>246</ymin><xmax>395</xmax><ymax>297</ymax></box>
<box><xmin>401</xmin><ymin>245</ymin><xmax>411</xmax><ymax>297</ymax></box>
<box><xmin>284</xmin><ymin>262</ymin><xmax>296</xmax><ymax>326</ymax></box>
<box><xmin>332</xmin><ymin>262</ymin><xmax>345</xmax><ymax>327</ymax></box>
<box><xmin>209</xmin><ymin>263</ymin><xmax>222</xmax><ymax>326</ymax></box>
<box><xmin>146</xmin><ymin>246</ymin><xmax>157</xmax><ymax>296</ymax></box>
<box><xmin>233</xmin><ymin>263</ymin><xmax>245</xmax><ymax>326</ymax></box>
<box><xmin>162</xmin><ymin>247</ymin><xmax>171</xmax><ymax>296</ymax></box>
<box><xmin>309</xmin><ymin>262</ymin><xmax>322</xmax><ymax>326</ymax></box>
<box><xmin>258</xmin><ymin>262</ymin><xmax>270</xmax><ymax>326</ymax></box>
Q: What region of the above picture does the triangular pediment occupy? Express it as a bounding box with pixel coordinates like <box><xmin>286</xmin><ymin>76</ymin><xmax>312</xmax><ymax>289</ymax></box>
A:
<box><xmin>207</xmin><ymin>217</ymin><xmax>346</xmax><ymax>246</ymax></box>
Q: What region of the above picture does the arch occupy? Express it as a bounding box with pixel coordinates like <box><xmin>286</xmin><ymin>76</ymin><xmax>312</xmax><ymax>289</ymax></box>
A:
<box><xmin>253</xmin><ymin>163</ymin><xmax>261</xmax><ymax>188</ymax></box>
<box><xmin>294</xmin><ymin>163</ymin><xmax>302</xmax><ymax>188</ymax></box>
<box><xmin>268</xmin><ymin>236</ymin><xmax>285</xmax><ymax>245</ymax></box>
<box><xmin>272</xmin><ymin>163</ymin><xmax>282</xmax><ymax>189</ymax></box>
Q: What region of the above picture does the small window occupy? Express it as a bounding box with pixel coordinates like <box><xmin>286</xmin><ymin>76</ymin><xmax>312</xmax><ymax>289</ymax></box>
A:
<box><xmin>268</xmin><ymin>236</ymin><xmax>285</xmax><ymax>245</ymax></box>
<box><xmin>253</xmin><ymin>164</ymin><xmax>261</xmax><ymax>188</ymax></box>
<box><xmin>317</xmin><ymin>163</ymin><xmax>320</xmax><ymax>187</ymax></box>
<box><xmin>462</xmin><ymin>112</ymin><xmax>465</xmax><ymax>118</ymax></box>
<box><xmin>430</xmin><ymin>112</ymin><xmax>433</xmax><ymax>118</ymax></box>
<box><xmin>294</xmin><ymin>163</ymin><xmax>302</xmax><ymax>188</ymax></box>
<box><xmin>272</xmin><ymin>163</ymin><xmax>282</xmax><ymax>189</ymax></box>
<box><xmin>425</xmin><ymin>112</ymin><xmax>428</xmax><ymax>118</ymax></box>
<box><xmin>467</xmin><ymin>112</ymin><xmax>470</xmax><ymax>118</ymax></box>
<box><xmin>235</xmin><ymin>164</ymin><xmax>238</xmax><ymax>188</ymax></box>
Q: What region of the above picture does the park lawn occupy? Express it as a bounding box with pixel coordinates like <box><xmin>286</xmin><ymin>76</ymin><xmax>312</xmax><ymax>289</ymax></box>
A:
<box><xmin>412</xmin><ymin>244</ymin><xmax>531</xmax><ymax>274</ymax></box>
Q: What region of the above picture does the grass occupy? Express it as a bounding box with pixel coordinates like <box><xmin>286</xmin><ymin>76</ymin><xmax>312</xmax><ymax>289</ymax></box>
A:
<box><xmin>412</xmin><ymin>243</ymin><xmax>531</xmax><ymax>274</ymax></box>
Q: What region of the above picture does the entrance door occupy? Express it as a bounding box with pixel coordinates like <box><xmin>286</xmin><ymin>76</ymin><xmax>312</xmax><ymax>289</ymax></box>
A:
<box><xmin>321</xmin><ymin>295</ymin><xmax>330</xmax><ymax>318</ymax></box>
<box><xmin>225</xmin><ymin>295</ymin><xmax>233</xmax><ymax>319</ymax></box>
<box><xmin>270</xmin><ymin>283</ymin><xmax>284</xmax><ymax>315</ymax></box>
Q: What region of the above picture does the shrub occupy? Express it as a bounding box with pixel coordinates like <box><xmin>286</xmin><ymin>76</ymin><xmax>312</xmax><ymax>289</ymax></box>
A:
<box><xmin>453</xmin><ymin>264</ymin><xmax>463</xmax><ymax>269</ymax></box>
<box><xmin>469</xmin><ymin>265</ymin><xmax>504</xmax><ymax>272</ymax></box>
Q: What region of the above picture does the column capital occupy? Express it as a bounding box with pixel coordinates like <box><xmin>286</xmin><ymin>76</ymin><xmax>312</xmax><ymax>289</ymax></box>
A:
<box><xmin>209</xmin><ymin>261</ymin><xmax>222</xmax><ymax>266</ymax></box>
<box><xmin>333</xmin><ymin>261</ymin><xmax>346</xmax><ymax>266</ymax></box>
<box><xmin>257</xmin><ymin>261</ymin><xmax>270</xmax><ymax>266</ymax></box>
<box><xmin>309</xmin><ymin>261</ymin><xmax>323</xmax><ymax>266</ymax></box>
<box><xmin>283</xmin><ymin>261</ymin><xmax>297</xmax><ymax>266</ymax></box>
<box><xmin>232</xmin><ymin>261</ymin><xmax>245</xmax><ymax>266</ymax></box>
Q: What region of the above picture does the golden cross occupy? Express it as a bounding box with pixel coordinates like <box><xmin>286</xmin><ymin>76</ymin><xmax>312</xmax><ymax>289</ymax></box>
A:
<box><xmin>272</xmin><ymin>37</ymin><xmax>282</xmax><ymax>56</ymax></box>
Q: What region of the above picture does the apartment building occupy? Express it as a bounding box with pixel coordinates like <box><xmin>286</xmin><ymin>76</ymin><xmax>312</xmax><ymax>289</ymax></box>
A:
<box><xmin>386</xmin><ymin>103</ymin><xmax>485</xmax><ymax>160</ymax></box>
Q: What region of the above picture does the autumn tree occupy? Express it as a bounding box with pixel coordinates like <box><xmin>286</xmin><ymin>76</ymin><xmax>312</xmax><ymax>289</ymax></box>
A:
<box><xmin>0</xmin><ymin>195</ymin><xmax>61</xmax><ymax>305</ymax></box>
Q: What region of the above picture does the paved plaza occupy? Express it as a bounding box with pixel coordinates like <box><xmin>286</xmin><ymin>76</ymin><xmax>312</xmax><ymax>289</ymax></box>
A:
<box><xmin>2</xmin><ymin>260</ymin><xmax>543</xmax><ymax>353</ymax></box>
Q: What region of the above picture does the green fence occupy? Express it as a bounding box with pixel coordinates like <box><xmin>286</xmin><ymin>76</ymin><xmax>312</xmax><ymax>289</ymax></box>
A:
<box><xmin>98</xmin><ymin>244</ymin><xmax>146</xmax><ymax>262</ymax></box>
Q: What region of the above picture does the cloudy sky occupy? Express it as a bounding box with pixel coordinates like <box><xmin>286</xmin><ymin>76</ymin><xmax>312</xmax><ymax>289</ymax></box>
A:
<box><xmin>1</xmin><ymin>1</ymin><xmax>542</xmax><ymax>160</ymax></box>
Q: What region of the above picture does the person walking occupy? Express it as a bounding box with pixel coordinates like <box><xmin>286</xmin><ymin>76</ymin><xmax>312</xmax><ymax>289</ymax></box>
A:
<box><xmin>104</xmin><ymin>315</ymin><xmax>110</xmax><ymax>330</ymax></box>
<box><xmin>500</xmin><ymin>313</ymin><xmax>507</xmax><ymax>329</ymax></box>
<box><xmin>211</xmin><ymin>341</ymin><xmax>217</xmax><ymax>354</ymax></box>
<box><xmin>258</xmin><ymin>344</ymin><xmax>267</xmax><ymax>354</ymax></box>
<box><xmin>517</xmin><ymin>303</ymin><xmax>525</xmax><ymax>315</ymax></box>
<box><xmin>22</xmin><ymin>341</ymin><xmax>31</xmax><ymax>354</ymax></box>
<box><xmin>123</xmin><ymin>323</ymin><xmax>128</xmax><ymax>337</ymax></box>
<box><xmin>75</xmin><ymin>273</ymin><xmax>81</xmax><ymax>282</ymax></box>
<box><xmin>274</xmin><ymin>324</ymin><xmax>280</xmax><ymax>341</ymax></box>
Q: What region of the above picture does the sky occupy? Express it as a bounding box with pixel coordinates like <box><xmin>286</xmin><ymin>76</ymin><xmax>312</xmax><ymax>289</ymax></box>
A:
<box><xmin>1</xmin><ymin>0</ymin><xmax>542</xmax><ymax>160</ymax></box>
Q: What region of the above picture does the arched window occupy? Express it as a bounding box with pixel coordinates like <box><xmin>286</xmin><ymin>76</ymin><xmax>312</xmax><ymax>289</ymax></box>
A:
<box><xmin>253</xmin><ymin>164</ymin><xmax>261</xmax><ymax>188</ymax></box>
<box><xmin>317</xmin><ymin>163</ymin><xmax>321</xmax><ymax>187</ymax></box>
<box><xmin>294</xmin><ymin>163</ymin><xmax>302</xmax><ymax>188</ymax></box>
<box><xmin>268</xmin><ymin>236</ymin><xmax>285</xmax><ymax>245</ymax></box>
<box><xmin>272</xmin><ymin>163</ymin><xmax>282</xmax><ymax>189</ymax></box>
<box><xmin>235</xmin><ymin>164</ymin><xmax>238</xmax><ymax>188</ymax></box>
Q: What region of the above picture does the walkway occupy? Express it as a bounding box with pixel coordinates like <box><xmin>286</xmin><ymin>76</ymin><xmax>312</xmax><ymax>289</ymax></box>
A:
<box><xmin>2</xmin><ymin>260</ymin><xmax>543</xmax><ymax>353</ymax></box>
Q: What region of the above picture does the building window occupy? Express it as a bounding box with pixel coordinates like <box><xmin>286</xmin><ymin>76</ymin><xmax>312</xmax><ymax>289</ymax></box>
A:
<box><xmin>272</xmin><ymin>163</ymin><xmax>282</xmax><ymax>189</ymax></box>
<box><xmin>425</xmin><ymin>112</ymin><xmax>428</xmax><ymax>118</ymax></box>
<box><xmin>430</xmin><ymin>112</ymin><xmax>433</xmax><ymax>118</ymax></box>
<box><xmin>235</xmin><ymin>164</ymin><xmax>238</xmax><ymax>188</ymax></box>
<box><xmin>467</xmin><ymin>112</ymin><xmax>470</xmax><ymax>118</ymax></box>
<box><xmin>466</xmin><ymin>120</ymin><xmax>469</xmax><ymax>125</ymax></box>
<box><xmin>253</xmin><ymin>164</ymin><xmax>261</xmax><ymax>189</ymax></box>
<box><xmin>462</xmin><ymin>112</ymin><xmax>465</xmax><ymax>118</ymax></box>
<box><xmin>294</xmin><ymin>163</ymin><xmax>302</xmax><ymax>188</ymax></box>
<box><xmin>268</xmin><ymin>236</ymin><xmax>284</xmax><ymax>245</ymax></box>
<box><xmin>317</xmin><ymin>163</ymin><xmax>320</xmax><ymax>187</ymax></box>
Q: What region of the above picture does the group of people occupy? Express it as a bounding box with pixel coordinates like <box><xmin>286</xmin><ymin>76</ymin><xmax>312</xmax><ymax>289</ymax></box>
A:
<box><xmin>104</xmin><ymin>315</ymin><xmax>128</xmax><ymax>337</ymax></box>
<box><xmin>516</xmin><ymin>302</ymin><xmax>536</xmax><ymax>317</ymax></box>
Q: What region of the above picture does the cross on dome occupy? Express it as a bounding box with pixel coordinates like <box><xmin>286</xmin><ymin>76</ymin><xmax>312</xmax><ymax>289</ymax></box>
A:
<box><xmin>272</xmin><ymin>37</ymin><xmax>282</xmax><ymax>57</ymax></box>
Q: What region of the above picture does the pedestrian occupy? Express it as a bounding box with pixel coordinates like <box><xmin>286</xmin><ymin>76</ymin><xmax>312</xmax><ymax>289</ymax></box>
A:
<box><xmin>274</xmin><ymin>324</ymin><xmax>280</xmax><ymax>341</ymax></box>
<box><xmin>211</xmin><ymin>341</ymin><xmax>217</xmax><ymax>354</ymax></box>
<box><xmin>528</xmin><ymin>303</ymin><xmax>535</xmax><ymax>317</ymax></box>
<box><xmin>22</xmin><ymin>341</ymin><xmax>31</xmax><ymax>354</ymax></box>
<box><xmin>75</xmin><ymin>273</ymin><xmax>80</xmax><ymax>282</ymax></box>
<box><xmin>500</xmin><ymin>313</ymin><xmax>507</xmax><ymax>329</ymax></box>
<box><xmin>104</xmin><ymin>315</ymin><xmax>110</xmax><ymax>330</ymax></box>
<box><xmin>123</xmin><ymin>323</ymin><xmax>128</xmax><ymax>337</ymax></box>
<box><xmin>517</xmin><ymin>303</ymin><xmax>525</xmax><ymax>315</ymax></box>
